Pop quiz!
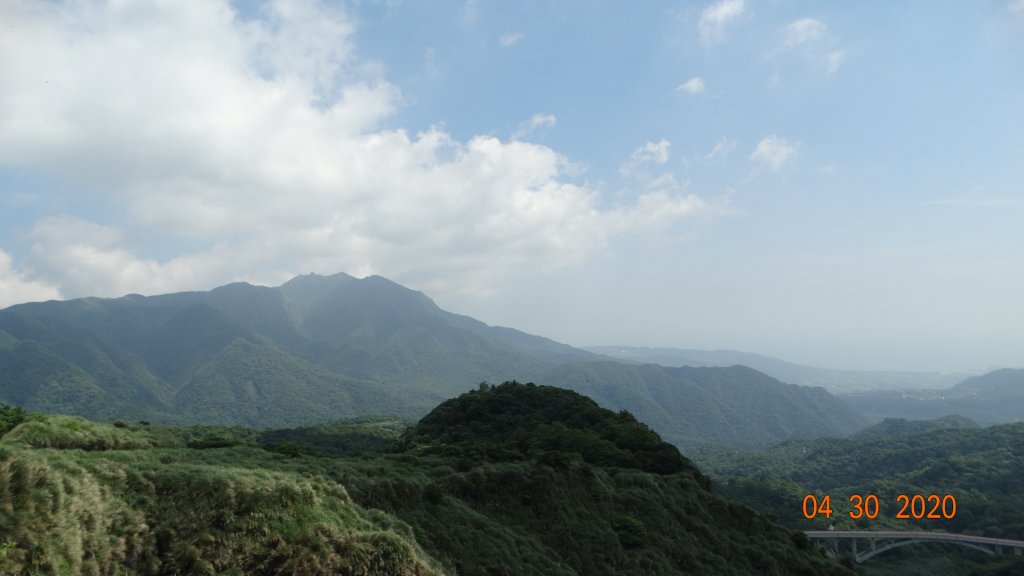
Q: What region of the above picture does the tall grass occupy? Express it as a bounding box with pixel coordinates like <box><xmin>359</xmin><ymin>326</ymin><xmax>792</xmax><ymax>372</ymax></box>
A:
<box><xmin>2</xmin><ymin>416</ymin><xmax>178</xmax><ymax>451</ymax></box>
<box><xmin>0</xmin><ymin>417</ymin><xmax>444</xmax><ymax>576</ymax></box>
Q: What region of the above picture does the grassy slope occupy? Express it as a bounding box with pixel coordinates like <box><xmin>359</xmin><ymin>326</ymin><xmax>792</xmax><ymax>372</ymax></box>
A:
<box><xmin>0</xmin><ymin>416</ymin><xmax>440</xmax><ymax>576</ymax></box>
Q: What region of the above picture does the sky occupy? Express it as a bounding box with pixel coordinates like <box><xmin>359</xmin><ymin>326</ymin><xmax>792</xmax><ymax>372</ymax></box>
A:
<box><xmin>1</xmin><ymin>0</ymin><xmax>1022</xmax><ymax>372</ymax></box>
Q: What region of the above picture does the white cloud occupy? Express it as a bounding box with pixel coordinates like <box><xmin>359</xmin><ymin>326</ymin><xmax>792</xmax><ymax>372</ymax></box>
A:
<box><xmin>776</xmin><ymin>17</ymin><xmax>846</xmax><ymax>74</ymax></box>
<box><xmin>500</xmin><ymin>32</ymin><xmax>525</xmax><ymax>47</ymax></box>
<box><xmin>609</xmin><ymin>190</ymin><xmax>706</xmax><ymax>231</ymax></box>
<box><xmin>675</xmin><ymin>76</ymin><xmax>705</xmax><ymax>95</ymax></box>
<box><xmin>0</xmin><ymin>250</ymin><xmax>62</xmax><ymax>308</ymax></box>
<box><xmin>750</xmin><ymin>136</ymin><xmax>798</xmax><ymax>171</ymax></box>
<box><xmin>704</xmin><ymin>138</ymin><xmax>735</xmax><ymax>161</ymax></box>
<box><xmin>1011</xmin><ymin>0</ymin><xmax>1024</xmax><ymax>13</ymax></box>
<box><xmin>699</xmin><ymin>0</ymin><xmax>747</xmax><ymax>45</ymax></box>
<box><xmin>824</xmin><ymin>50</ymin><xmax>846</xmax><ymax>74</ymax></box>
<box><xmin>511</xmin><ymin>113</ymin><xmax>556</xmax><ymax>140</ymax></box>
<box><xmin>0</xmin><ymin>1</ymin><xmax>706</xmax><ymax>302</ymax></box>
<box><xmin>782</xmin><ymin>18</ymin><xmax>827</xmax><ymax>47</ymax></box>
<box><xmin>256</xmin><ymin>0</ymin><xmax>357</xmax><ymax>99</ymax></box>
<box><xmin>620</xmin><ymin>140</ymin><xmax>671</xmax><ymax>176</ymax></box>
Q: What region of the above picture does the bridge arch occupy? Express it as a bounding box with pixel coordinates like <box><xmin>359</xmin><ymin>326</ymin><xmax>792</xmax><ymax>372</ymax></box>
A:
<box><xmin>855</xmin><ymin>537</ymin><xmax>995</xmax><ymax>563</ymax></box>
<box><xmin>804</xmin><ymin>530</ymin><xmax>1024</xmax><ymax>564</ymax></box>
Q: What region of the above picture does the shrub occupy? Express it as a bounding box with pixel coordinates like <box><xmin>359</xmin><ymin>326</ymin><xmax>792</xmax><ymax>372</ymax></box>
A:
<box><xmin>0</xmin><ymin>404</ymin><xmax>29</xmax><ymax>437</ymax></box>
<box><xmin>422</xmin><ymin>483</ymin><xmax>444</xmax><ymax>506</ymax></box>
<box><xmin>614</xmin><ymin>516</ymin><xmax>647</xmax><ymax>549</ymax></box>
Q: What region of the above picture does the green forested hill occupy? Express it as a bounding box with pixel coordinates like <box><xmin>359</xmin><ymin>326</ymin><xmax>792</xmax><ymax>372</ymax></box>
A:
<box><xmin>0</xmin><ymin>387</ymin><xmax>854</xmax><ymax>576</ymax></box>
<box><xmin>541</xmin><ymin>362</ymin><xmax>865</xmax><ymax>449</ymax></box>
<box><xmin>0</xmin><ymin>272</ymin><xmax>864</xmax><ymax>448</ymax></box>
<box><xmin>848</xmin><ymin>415</ymin><xmax>979</xmax><ymax>440</ymax></box>
<box><xmin>703</xmin><ymin>419</ymin><xmax>1024</xmax><ymax>537</ymax></box>
<box><xmin>695</xmin><ymin>417</ymin><xmax>1024</xmax><ymax>575</ymax></box>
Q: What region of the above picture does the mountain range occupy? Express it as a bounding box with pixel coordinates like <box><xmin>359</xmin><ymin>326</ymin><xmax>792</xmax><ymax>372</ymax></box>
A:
<box><xmin>1</xmin><ymin>272</ymin><xmax>865</xmax><ymax>448</ymax></box>
<box><xmin>584</xmin><ymin>345</ymin><xmax>971</xmax><ymax>393</ymax></box>
<box><xmin>840</xmin><ymin>368</ymin><xmax>1024</xmax><ymax>425</ymax></box>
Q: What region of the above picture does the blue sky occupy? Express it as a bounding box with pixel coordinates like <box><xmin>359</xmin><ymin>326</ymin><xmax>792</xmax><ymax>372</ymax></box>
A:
<box><xmin>1</xmin><ymin>0</ymin><xmax>1022</xmax><ymax>371</ymax></box>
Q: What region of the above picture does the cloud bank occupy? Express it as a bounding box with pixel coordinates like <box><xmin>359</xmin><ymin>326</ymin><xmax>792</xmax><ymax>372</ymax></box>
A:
<box><xmin>0</xmin><ymin>0</ymin><xmax>704</xmax><ymax>303</ymax></box>
<box><xmin>0</xmin><ymin>251</ymin><xmax>62</xmax><ymax>309</ymax></box>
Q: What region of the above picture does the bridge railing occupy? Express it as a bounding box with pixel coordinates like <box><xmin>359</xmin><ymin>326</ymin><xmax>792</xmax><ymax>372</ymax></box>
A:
<box><xmin>804</xmin><ymin>530</ymin><xmax>1024</xmax><ymax>563</ymax></box>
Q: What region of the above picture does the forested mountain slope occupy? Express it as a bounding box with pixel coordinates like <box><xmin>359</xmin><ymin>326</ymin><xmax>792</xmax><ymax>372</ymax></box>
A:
<box><xmin>541</xmin><ymin>361</ymin><xmax>865</xmax><ymax>449</ymax></box>
<box><xmin>696</xmin><ymin>416</ymin><xmax>1024</xmax><ymax>575</ymax></box>
<box><xmin>0</xmin><ymin>273</ymin><xmax>595</xmax><ymax>426</ymax></box>
<box><xmin>0</xmin><ymin>273</ymin><xmax>865</xmax><ymax>448</ymax></box>
<box><xmin>701</xmin><ymin>418</ymin><xmax>1024</xmax><ymax>539</ymax></box>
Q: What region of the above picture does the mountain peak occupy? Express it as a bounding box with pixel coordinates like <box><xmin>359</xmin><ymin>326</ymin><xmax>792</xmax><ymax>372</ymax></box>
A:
<box><xmin>278</xmin><ymin>271</ymin><xmax>357</xmax><ymax>289</ymax></box>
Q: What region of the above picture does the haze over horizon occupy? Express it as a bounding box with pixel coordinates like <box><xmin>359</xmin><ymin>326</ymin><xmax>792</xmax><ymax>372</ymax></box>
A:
<box><xmin>2</xmin><ymin>1</ymin><xmax>1022</xmax><ymax>373</ymax></box>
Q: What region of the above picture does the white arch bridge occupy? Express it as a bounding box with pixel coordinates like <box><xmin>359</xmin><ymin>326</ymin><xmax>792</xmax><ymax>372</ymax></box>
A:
<box><xmin>804</xmin><ymin>530</ymin><xmax>1024</xmax><ymax>563</ymax></box>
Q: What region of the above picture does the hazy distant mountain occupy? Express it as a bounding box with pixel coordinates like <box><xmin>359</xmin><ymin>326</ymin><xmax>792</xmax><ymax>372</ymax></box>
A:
<box><xmin>841</xmin><ymin>368</ymin><xmax>1024</xmax><ymax>425</ymax></box>
<box><xmin>953</xmin><ymin>368</ymin><xmax>1024</xmax><ymax>395</ymax></box>
<box><xmin>584</xmin><ymin>345</ymin><xmax>971</xmax><ymax>392</ymax></box>
<box><xmin>0</xmin><ymin>273</ymin><xmax>866</xmax><ymax>447</ymax></box>
<box><xmin>540</xmin><ymin>361</ymin><xmax>865</xmax><ymax>450</ymax></box>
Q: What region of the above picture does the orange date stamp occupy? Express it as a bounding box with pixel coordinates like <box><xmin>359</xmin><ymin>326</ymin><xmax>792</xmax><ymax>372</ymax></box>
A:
<box><xmin>802</xmin><ymin>493</ymin><xmax>957</xmax><ymax>520</ymax></box>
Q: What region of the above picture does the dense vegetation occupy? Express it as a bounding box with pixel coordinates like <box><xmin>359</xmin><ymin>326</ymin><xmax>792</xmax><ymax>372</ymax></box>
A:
<box><xmin>0</xmin><ymin>403</ymin><xmax>30</xmax><ymax>436</ymax></box>
<box><xmin>407</xmin><ymin>381</ymin><xmax>692</xmax><ymax>474</ymax></box>
<box><xmin>541</xmin><ymin>361</ymin><xmax>865</xmax><ymax>449</ymax></box>
<box><xmin>0</xmin><ymin>386</ymin><xmax>854</xmax><ymax>576</ymax></box>
<box><xmin>0</xmin><ymin>273</ymin><xmax>593</xmax><ymax>428</ymax></box>
<box><xmin>0</xmin><ymin>273</ymin><xmax>867</xmax><ymax>450</ymax></box>
<box><xmin>696</xmin><ymin>417</ymin><xmax>1024</xmax><ymax>575</ymax></box>
<box><xmin>0</xmin><ymin>415</ymin><xmax>441</xmax><ymax>575</ymax></box>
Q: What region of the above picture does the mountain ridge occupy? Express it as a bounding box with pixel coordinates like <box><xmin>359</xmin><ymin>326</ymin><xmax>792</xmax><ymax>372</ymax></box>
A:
<box><xmin>539</xmin><ymin>361</ymin><xmax>865</xmax><ymax>450</ymax></box>
<box><xmin>842</xmin><ymin>368</ymin><xmax>1024</xmax><ymax>425</ymax></box>
<box><xmin>585</xmin><ymin>345</ymin><xmax>974</xmax><ymax>392</ymax></box>
<box><xmin>0</xmin><ymin>273</ymin><xmax>866</xmax><ymax>448</ymax></box>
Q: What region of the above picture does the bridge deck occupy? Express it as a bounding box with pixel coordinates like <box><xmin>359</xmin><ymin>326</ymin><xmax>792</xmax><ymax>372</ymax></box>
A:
<box><xmin>805</xmin><ymin>530</ymin><xmax>1024</xmax><ymax>549</ymax></box>
<box><xmin>805</xmin><ymin>530</ymin><xmax>1024</xmax><ymax>563</ymax></box>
